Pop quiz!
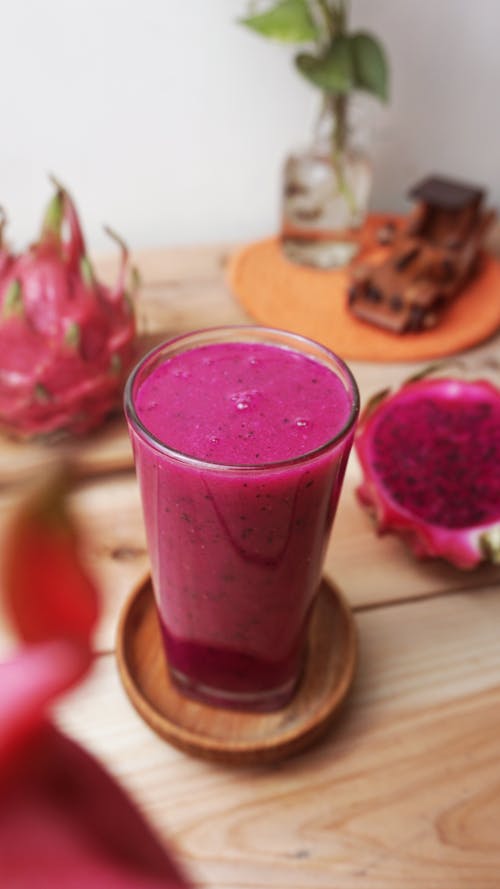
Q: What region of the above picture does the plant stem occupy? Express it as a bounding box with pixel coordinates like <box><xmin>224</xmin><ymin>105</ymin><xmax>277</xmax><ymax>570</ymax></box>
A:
<box><xmin>312</xmin><ymin>1</ymin><xmax>356</xmax><ymax>215</ymax></box>
<box><xmin>324</xmin><ymin>93</ymin><xmax>357</xmax><ymax>216</ymax></box>
<box><xmin>331</xmin><ymin>0</ymin><xmax>349</xmax><ymax>34</ymax></box>
<box><xmin>332</xmin><ymin>93</ymin><xmax>347</xmax><ymax>154</ymax></box>
<box><xmin>315</xmin><ymin>0</ymin><xmax>335</xmax><ymax>42</ymax></box>
<box><xmin>339</xmin><ymin>0</ymin><xmax>350</xmax><ymax>29</ymax></box>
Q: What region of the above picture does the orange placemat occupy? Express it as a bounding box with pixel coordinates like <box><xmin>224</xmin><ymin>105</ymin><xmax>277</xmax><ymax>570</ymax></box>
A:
<box><xmin>228</xmin><ymin>218</ymin><xmax>500</xmax><ymax>362</ymax></box>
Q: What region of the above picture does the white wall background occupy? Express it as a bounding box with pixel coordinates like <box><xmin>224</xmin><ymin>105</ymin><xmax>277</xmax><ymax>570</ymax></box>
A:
<box><xmin>0</xmin><ymin>0</ymin><xmax>498</xmax><ymax>254</ymax></box>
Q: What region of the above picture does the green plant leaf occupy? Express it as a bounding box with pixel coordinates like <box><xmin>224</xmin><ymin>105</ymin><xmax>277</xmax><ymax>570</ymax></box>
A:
<box><xmin>295</xmin><ymin>35</ymin><xmax>354</xmax><ymax>93</ymax></box>
<box><xmin>350</xmin><ymin>31</ymin><xmax>389</xmax><ymax>101</ymax></box>
<box><xmin>240</xmin><ymin>0</ymin><xmax>318</xmax><ymax>43</ymax></box>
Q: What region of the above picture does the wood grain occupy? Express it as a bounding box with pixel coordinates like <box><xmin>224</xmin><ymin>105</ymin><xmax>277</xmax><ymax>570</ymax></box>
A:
<box><xmin>1</xmin><ymin>238</ymin><xmax>499</xmax><ymax>889</ymax></box>
<box><xmin>1</xmin><ymin>236</ymin><xmax>497</xmax><ymax>488</ymax></box>
<box><xmin>0</xmin><ymin>401</ymin><xmax>498</xmax><ymax>656</ymax></box>
<box><xmin>56</xmin><ymin>587</ymin><xmax>500</xmax><ymax>889</ymax></box>
<box><xmin>0</xmin><ymin>234</ymin><xmax>497</xmax><ymax>654</ymax></box>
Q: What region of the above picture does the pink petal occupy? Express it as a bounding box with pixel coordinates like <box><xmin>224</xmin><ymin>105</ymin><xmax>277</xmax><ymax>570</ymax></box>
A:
<box><xmin>0</xmin><ymin>641</ymin><xmax>90</xmax><ymax>769</ymax></box>
<box><xmin>0</xmin><ymin>725</ymin><xmax>192</xmax><ymax>888</ymax></box>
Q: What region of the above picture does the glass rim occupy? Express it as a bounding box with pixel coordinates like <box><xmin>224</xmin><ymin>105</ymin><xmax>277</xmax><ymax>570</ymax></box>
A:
<box><xmin>124</xmin><ymin>325</ymin><xmax>360</xmax><ymax>472</ymax></box>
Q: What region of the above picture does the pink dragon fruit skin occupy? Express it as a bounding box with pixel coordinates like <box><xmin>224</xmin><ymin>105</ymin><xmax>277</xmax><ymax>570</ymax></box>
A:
<box><xmin>0</xmin><ymin>182</ymin><xmax>136</xmax><ymax>439</ymax></box>
<box><xmin>355</xmin><ymin>376</ymin><xmax>500</xmax><ymax>569</ymax></box>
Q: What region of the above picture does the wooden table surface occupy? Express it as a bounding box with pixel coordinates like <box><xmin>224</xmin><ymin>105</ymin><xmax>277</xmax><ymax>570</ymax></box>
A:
<box><xmin>1</xmin><ymin>243</ymin><xmax>500</xmax><ymax>888</ymax></box>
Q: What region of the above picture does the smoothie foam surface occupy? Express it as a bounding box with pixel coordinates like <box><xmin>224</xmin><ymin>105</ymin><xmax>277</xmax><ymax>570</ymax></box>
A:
<box><xmin>135</xmin><ymin>342</ymin><xmax>351</xmax><ymax>465</ymax></box>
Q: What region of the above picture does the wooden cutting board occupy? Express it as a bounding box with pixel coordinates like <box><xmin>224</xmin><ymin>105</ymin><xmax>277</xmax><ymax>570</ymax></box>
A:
<box><xmin>0</xmin><ymin>413</ymin><xmax>132</xmax><ymax>486</ymax></box>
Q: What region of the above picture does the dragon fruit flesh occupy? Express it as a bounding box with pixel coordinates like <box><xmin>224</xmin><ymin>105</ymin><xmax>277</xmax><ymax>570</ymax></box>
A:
<box><xmin>0</xmin><ymin>181</ymin><xmax>136</xmax><ymax>438</ymax></box>
<box><xmin>355</xmin><ymin>375</ymin><xmax>500</xmax><ymax>569</ymax></box>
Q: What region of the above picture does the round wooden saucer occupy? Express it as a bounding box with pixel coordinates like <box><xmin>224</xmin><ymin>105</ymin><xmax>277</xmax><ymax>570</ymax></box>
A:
<box><xmin>116</xmin><ymin>576</ymin><xmax>357</xmax><ymax>765</ymax></box>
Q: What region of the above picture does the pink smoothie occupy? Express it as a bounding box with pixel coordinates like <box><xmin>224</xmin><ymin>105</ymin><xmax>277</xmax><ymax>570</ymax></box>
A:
<box><xmin>128</xmin><ymin>337</ymin><xmax>357</xmax><ymax>709</ymax></box>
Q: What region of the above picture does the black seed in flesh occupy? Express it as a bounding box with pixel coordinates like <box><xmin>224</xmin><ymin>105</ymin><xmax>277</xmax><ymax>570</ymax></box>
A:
<box><xmin>371</xmin><ymin>395</ymin><xmax>500</xmax><ymax>529</ymax></box>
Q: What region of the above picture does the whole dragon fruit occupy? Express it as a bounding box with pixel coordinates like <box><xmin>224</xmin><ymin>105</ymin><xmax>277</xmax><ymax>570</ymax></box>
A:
<box><xmin>0</xmin><ymin>180</ymin><xmax>137</xmax><ymax>438</ymax></box>
<box><xmin>355</xmin><ymin>373</ymin><xmax>500</xmax><ymax>569</ymax></box>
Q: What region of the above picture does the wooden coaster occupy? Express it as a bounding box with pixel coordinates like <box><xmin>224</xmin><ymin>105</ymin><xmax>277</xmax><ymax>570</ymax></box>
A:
<box><xmin>116</xmin><ymin>576</ymin><xmax>357</xmax><ymax>765</ymax></box>
<box><xmin>227</xmin><ymin>218</ymin><xmax>500</xmax><ymax>362</ymax></box>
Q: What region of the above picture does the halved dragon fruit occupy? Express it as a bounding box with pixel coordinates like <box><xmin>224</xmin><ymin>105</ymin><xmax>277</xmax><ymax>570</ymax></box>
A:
<box><xmin>0</xmin><ymin>180</ymin><xmax>137</xmax><ymax>439</ymax></box>
<box><xmin>355</xmin><ymin>373</ymin><xmax>500</xmax><ymax>569</ymax></box>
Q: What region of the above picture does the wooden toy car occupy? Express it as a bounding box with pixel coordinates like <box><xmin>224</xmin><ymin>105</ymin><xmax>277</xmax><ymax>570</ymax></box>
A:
<box><xmin>348</xmin><ymin>176</ymin><xmax>496</xmax><ymax>333</ymax></box>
